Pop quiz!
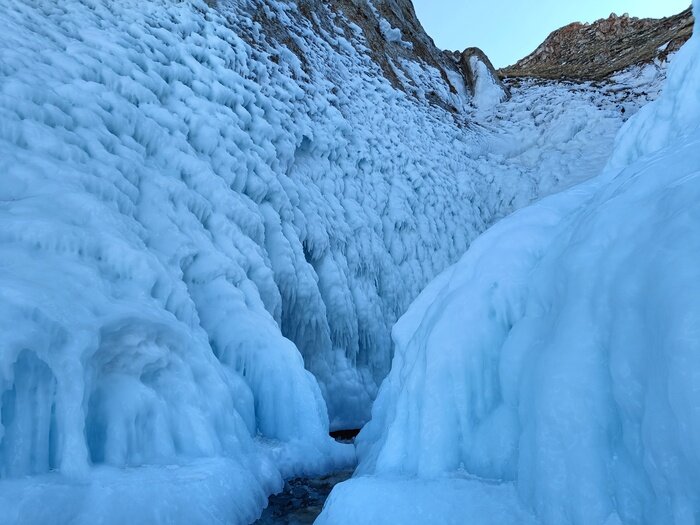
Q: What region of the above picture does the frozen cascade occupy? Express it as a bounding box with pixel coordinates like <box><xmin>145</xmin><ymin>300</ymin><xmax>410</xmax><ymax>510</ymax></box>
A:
<box><xmin>0</xmin><ymin>0</ymin><xmax>673</xmax><ymax>523</ymax></box>
<box><xmin>319</xmin><ymin>2</ymin><xmax>700</xmax><ymax>524</ymax></box>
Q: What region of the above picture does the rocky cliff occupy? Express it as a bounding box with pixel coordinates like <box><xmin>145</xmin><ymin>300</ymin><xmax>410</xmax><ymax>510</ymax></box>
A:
<box><xmin>500</xmin><ymin>7</ymin><xmax>694</xmax><ymax>80</ymax></box>
<box><xmin>243</xmin><ymin>0</ymin><xmax>506</xmax><ymax>111</ymax></box>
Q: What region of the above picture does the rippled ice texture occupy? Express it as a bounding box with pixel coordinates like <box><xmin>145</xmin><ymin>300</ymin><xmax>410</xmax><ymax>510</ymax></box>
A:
<box><xmin>0</xmin><ymin>0</ymin><xmax>669</xmax><ymax>523</ymax></box>
<box><xmin>320</xmin><ymin>3</ymin><xmax>700</xmax><ymax>524</ymax></box>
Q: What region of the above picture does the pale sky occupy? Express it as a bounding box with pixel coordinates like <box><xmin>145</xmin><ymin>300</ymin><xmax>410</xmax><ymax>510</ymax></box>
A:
<box><xmin>412</xmin><ymin>0</ymin><xmax>691</xmax><ymax>68</ymax></box>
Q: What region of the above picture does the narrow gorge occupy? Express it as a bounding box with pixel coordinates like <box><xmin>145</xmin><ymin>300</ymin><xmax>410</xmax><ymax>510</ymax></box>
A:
<box><xmin>0</xmin><ymin>1</ymin><xmax>698</xmax><ymax>524</ymax></box>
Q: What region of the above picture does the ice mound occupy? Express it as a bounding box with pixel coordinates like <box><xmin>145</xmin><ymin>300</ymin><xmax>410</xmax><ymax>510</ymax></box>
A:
<box><xmin>469</xmin><ymin>55</ymin><xmax>508</xmax><ymax>109</ymax></box>
<box><xmin>318</xmin><ymin>476</ymin><xmax>539</xmax><ymax>525</ymax></box>
<box><xmin>320</xmin><ymin>2</ymin><xmax>700</xmax><ymax>524</ymax></box>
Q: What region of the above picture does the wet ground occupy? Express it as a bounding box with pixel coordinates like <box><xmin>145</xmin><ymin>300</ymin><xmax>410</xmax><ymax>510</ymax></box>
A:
<box><xmin>255</xmin><ymin>430</ymin><xmax>359</xmax><ymax>524</ymax></box>
<box><xmin>254</xmin><ymin>469</ymin><xmax>354</xmax><ymax>524</ymax></box>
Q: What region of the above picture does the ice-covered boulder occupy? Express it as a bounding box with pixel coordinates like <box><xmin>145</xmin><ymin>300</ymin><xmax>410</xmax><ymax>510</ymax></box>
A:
<box><xmin>457</xmin><ymin>47</ymin><xmax>510</xmax><ymax>108</ymax></box>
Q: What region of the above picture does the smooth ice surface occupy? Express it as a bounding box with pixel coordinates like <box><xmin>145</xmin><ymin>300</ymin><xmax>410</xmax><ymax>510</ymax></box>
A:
<box><xmin>320</xmin><ymin>2</ymin><xmax>700</xmax><ymax>524</ymax></box>
<box><xmin>317</xmin><ymin>476</ymin><xmax>539</xmax><ymax>525</ymax></box>
<box><xmin>0</xmin><ymin>458</ymin><xmax>277</xmax><ymax>525</ymax></box>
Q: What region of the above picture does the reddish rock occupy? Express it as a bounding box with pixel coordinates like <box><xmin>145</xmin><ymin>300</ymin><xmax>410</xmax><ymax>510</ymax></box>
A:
<box><xmin>500</xmin><ymin>7</ymin><xmax>694</xmax><ymax>80</ymax></box>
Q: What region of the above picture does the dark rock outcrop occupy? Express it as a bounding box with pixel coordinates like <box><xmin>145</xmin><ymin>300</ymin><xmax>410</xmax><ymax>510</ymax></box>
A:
<box><xmin>500</xmin><ymin>7</ymin><xmax>694</xmax><ymax>80</ymax></box>
<box><xmin>451</xmin><ymin>47</ymin><xmax>510</xmax><ymax>100</ymax></box>
<box><xmin>233</xmin><ymin>0</ymin><xmax>506</xmax><ymax>112</ymax></box>
<box><xmin>324</xmin><ymin>0</ymin><xmax>467</xmax><ymax>109</ymax></box>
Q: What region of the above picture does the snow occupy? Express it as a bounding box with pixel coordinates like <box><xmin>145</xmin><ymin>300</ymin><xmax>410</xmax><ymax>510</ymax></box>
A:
<box><xmin>380</xmin><ymin>18</ymin><xmax>403</xmax><ymax>42</ymax></box>
<box><xmin>610</xmin><ymin>29</ymin><xmax>700</xmax><ymax>170</ymax></box>
<box><xmin>379</xmin><ymin>19</ymin><xmax>412</xmax><ymax>49</ymax></box>
<box><xmin>472</xmin><ymin>76</ymin><xmax>658</xmax><ymax>199</ymax></box>
<box><xmin>320</xmin><ymin>2</ymin><xmax>700</xmax><ymax>523</ymax></box>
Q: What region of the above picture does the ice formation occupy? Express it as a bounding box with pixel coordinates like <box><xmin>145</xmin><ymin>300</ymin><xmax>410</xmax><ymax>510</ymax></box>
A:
<box><xmin>320</xmin><ymin>2</ymin><xmax>700</xmax><ymax>524</ymax></box>
<box><xmin>469</xmin><ymin>55</ymin><xmax>507</xmax><ymax>109</ymax></box>
<box><xmin>0</xmin><ymin>0</ymin><xmax>681</xmax><ymax>522</ymax></box>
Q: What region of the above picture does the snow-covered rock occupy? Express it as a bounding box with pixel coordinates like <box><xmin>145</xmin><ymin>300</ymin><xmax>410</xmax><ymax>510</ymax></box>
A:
<box><xmin>320</xmin><ymin>3</ymin><xmax>700</xmax><ymax>524</ymax></box>
<box><xmin>451</xmin><ymin>47</ymin><xmax>510</xmax><ymax>109</ymax></box>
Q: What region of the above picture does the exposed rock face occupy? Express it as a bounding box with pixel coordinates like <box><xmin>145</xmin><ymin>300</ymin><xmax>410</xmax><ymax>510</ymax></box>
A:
<box><xmin>245</xmin><ymin>0</ymin><xmax>507</xmax><ymax>111</ymax></box>
<box><xmin>242</xmin><ymin>0</ymin><xmax>469</xmax><ymax>111</ymax></box>
<box><xmin>500</xmin><ymin>7</ymin><xmax>694</xmax><ymax>80</ymax></box>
